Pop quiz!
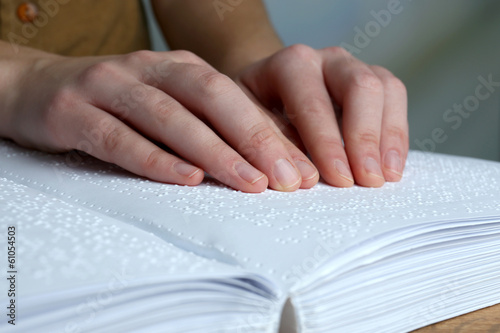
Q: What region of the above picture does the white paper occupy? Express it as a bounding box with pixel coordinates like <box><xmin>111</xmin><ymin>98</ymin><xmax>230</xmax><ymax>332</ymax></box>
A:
<box><xmin>1</xmin><ymin>140</ymin><xmax>499</xmax><ymax>332</ymax></box>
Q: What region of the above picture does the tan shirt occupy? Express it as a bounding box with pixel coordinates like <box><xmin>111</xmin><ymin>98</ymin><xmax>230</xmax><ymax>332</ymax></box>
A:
<box><xmin>0</xmin><ymin>0</ymin><xmax>150</xmax><ymax>56</ymax></box>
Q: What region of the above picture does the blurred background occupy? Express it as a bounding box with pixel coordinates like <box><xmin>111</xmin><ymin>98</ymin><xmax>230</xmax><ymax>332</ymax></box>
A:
<box><xmin>143</xmin><ymin>0</ymin><xmax>500</xmax><ymax>162</ymax></box>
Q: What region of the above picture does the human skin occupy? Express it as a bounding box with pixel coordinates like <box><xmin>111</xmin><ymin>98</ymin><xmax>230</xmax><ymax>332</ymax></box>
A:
<box><xmin>0</xmin><ymin>0</ymin><xmax>408</xmax><ymax>193</ymax></box>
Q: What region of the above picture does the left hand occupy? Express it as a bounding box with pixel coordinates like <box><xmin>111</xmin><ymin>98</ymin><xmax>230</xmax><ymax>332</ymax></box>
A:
<box><xmin>234</xmin><ymin>44</ymin><xmax>409</xmax><ymax>188</ymax></box>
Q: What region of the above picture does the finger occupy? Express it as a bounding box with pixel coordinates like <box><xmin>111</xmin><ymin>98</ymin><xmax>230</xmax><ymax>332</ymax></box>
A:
<box><xmin>270</xmin><ymin>120</ymin><xmax>320</xmax><ymax>189</ymax></box>
<box><xmin>264</xmin><ymin>106</ymin><xmax>307</xmax><ymax>153</ymax></box>
<box><xmin>60</xmin><ymin>105</ymin><xmax>204</xmax><ymax>186</ymax></box>
<box><xmin>87</xmin><ymin>81</ymin><xmax>269</xmax><ymax>193</ymax></box>
<box><xmin>370</xmin><ymin>65</ymin><xmax>409</xmax><ymax>182</ymax></box>
<box><xmin>121</xmin><ymin>50</ymin><xmax>211</xmax><ymax>68</ymax></box>
<box><xmin>269</xmin><ymin>45</ymin><xmax>355</xmax><ymax>188</ymax></box>
<box><xmin>322</xmin><ymin>47</ymin><xmax>386</xmax><ymax>187</ymax></box>
<box><xmin>147</xmin><ymin>63</ymin><xmax>303</xmax><ymax>192</ymax></box>
<box><xmin>238</xmin><ymin>83</ymin><xmax>319</xmax><ymax>189</ymax></box>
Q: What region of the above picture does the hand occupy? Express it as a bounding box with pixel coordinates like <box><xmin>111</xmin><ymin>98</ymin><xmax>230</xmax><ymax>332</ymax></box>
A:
<box><xmin>235</xmin><ymin>44</ymin><xmax>409</xmax><ymax>188</ymax></box>
<box><xmin>4</xmin><ymin>49</ymin><xmax>320</xmax><ymax>193</ymax></box>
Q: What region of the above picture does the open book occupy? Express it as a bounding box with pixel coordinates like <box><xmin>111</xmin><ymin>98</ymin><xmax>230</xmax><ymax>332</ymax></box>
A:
<box><xmin>1</xmin><ymin>139</ymin><xmax>499</xmax><ymax>333</ymax></box>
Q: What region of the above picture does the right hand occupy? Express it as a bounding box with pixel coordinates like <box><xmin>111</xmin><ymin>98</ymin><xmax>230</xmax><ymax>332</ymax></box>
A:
<box><xmin>3</xmin><ymin>50</ymin><xmax>318</xmax><ymax>193</ymax></box>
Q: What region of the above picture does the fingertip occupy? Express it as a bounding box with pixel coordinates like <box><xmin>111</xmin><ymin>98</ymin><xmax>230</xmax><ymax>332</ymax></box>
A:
<box><xmin>352</xmin><ymin>157</ymin><xmax>386</xmax><ymax>188</ymax></box>
<box><xmin>313</xmin><ymin>158</ymin><xmax>354</xmax><ymax>188</ymax></box>
<box><xmin>333</xmin><ymin>159</ymin><xmax>354</xmax><ymax>185</ymax></box>
<box><xmin>300</xmin><ymin>177</ymin><xmax>318</xmax><ymax>189</ymax></box>
<box><xmin>233</xmin><ymin>161</ymin><xmax>269</xmax><ymax>193</ymax></box>
<box><xmin>172</xmin><ymin>162</ymin><xmax>204</xmax><ymax>185</ymax></box>
<box><xmin>382</xmin><ymin>149</ymin><xmax>404</xmax><ymax>182</ymax></box>
<box><xmin>359</xmin><ymin>176</ymin><xmax>385</xmax><ymax>188</ymax></box>
<box><xmin>273</xmin><ymin>178</ymin><xmax>302</xmax><ymax>192</ymax></box>
<box><xmin>182</xmin><ymin>168</ymin><xmax>205</xmax><ymax>186</ymax></box>
<box><xmin>240</xmin><ymin>174</ymin><xmax>269</xmax><ymax>193</ymax></box>
<box><xmin>270</xmin><ymin>158</ymin><xmax>302</xmax><ymax>192</ymax></box>
<box><xmin>323</xmin><ymin>176</ymin><xmax>354</xmax><ymax>188</ymax></box>
<box><xmin>383</xmin><ymin>171</ymin><xmax>403</xmax><ymax>182</ymax></box>
<box><xmin>295</xmin><ymin>160</ymin><xmax>319</xmax><ymax>189</ymax></box>
<box><xmin>353</xmin><ymin>173</ymin><xmax>385</xmax><ymax>187</ymax></box>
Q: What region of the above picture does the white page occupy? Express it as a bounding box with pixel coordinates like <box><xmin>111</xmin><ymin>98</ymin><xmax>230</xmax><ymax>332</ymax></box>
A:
<box><xmin>1</xmin><ymin>140</ymin><xmax>499</xmax><ymax>291</ymax></box>
<box><xmin>0</xmin><ymin>175</ymin><xmax>278</xmax><ymax>333</ymax></box>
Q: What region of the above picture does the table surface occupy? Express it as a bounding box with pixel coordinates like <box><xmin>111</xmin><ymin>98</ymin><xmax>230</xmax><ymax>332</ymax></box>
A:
<box><xmin>411</xmin><ymin>303</ymin><xmax>500</xmax><ymax>332</ymax></box>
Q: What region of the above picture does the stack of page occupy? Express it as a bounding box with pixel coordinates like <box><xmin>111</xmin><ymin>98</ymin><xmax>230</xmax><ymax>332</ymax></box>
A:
<box><xmin>0</xmin><ymin>139</ymin><xmax>499</xmax><ymax>332</ymax></box>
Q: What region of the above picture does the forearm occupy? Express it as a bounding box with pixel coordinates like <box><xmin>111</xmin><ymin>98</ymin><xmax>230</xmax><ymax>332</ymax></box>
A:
<box><xmin>151</xmin><ymin>0</ymin><xmax>283</xmax><ymax>77</ymax></box>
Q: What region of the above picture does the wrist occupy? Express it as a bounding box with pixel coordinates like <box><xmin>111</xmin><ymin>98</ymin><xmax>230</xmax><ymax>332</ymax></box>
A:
<box><xmin>214</xmin><ymin>29</ymin><xmax>284</xmax><ymax>78</ymax></box>
<box><xmin>0</xmin><ymin>43</ymin><xmax>63</xmax><ymax>139</ymax></box>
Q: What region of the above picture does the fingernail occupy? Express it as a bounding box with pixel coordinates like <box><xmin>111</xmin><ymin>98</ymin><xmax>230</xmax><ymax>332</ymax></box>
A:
<box><xmin>334</xmin><ymin>159</ymin><xmax>354</xmax><ymax>182</ymax></box>
<box><xmin>274</xmin><ymin>159</ymin><xmax>301</xmax><ymax>189</ymax></box>
<box><xmin>174</xmin><ymin>162</ymin><xmax>201</xmax><ymax>178</ymax></box>
<box><xmin>235</xmin><ymin>162</ymin><xmax>265</xmax><ymax>184</ymax></box>
<box><xmin>294</xmin><ymin>160</ymin><xmax>318</xmax><ymax>181</ymax></box>
<box><xmin>384</xmin><ymin>150</ymin><xmax>402</xmax><ymax>176</ymax></box>
<box><xmin>364</xmin><ymin>157</ymin><xmax>384</xmax><ymax>180</ymax></box>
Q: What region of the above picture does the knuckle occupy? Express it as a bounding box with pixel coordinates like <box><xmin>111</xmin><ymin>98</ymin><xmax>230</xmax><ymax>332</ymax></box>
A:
<box><xmin>384</xmin><ymin>126</ymin><xmax>409</xmax><ymax>145</ymax></box>
<box><xmin>153</xmin><ymin>98</ymin><xmax>179</xmax><ymax>125</ymax></box>
<box><xmin>246</xmin><ymin>122</ymin><xmax>278</xmax><ymax>150</ymax></box>
<box><xmin>126</xmin><ymin>50</ymin><xmax>158</xmax><ymax>64</ymax></box>
<box><xmin>350</xmin><ymin>70</ymin><xmax>384</xmax><ymax>92</ymax></box>
<box><xmin>325</xmin><ymin>45</ymin><xmax>351</xmax><ymax>58</ymax></box>
<box><xmin>384</xmin><ymin>76</ymin><xmax>407</xmax><ymax>96</ymax></box>
<box><xmin>268</xmin><ymin>44</ymin><xmax>320</xmax><ymax>77</ymax></box>
<box><xmin>371</xmin><ymin>66</ymin><xmax>407</xmax><ymax>95</ymax></box>
<box><xmin>171</xmin><ymin>50</ymin><xmax>204</xmax><ymax>64</ymax></box>
<box><xmin>197</xmin><ymin>71</ymin><xmax>235</xmax><ymax>97</ymax></box>
<box><xmin>48</xmin><ymin>87</ymin><xmax>76</xmax><ymax>111</ymax></box>
<box><xmin>142</xmin><ymin>148</ymin><xmax>165</xmax><ymax>172</ymax></box>
<box><xmin>102</xmin><ymin>127</ymin><xmax>128</xmax><ymax>155</ymax></box>
<box><xmin>274</xmin><ymin>44</ymin><xmax>320</xmax><ymax>70</ymax></box>
<box><xmin>313</xmin><ymin>133</ymin><xmax>344</xmax><ymax>151</ymax></box>
<box><xmin>298</xmin><ymin>98</ymin><xmax>332</xmax><ymax>118</ymax></box>
<box><xmin>285</xmin><ymin>44</ymin><xmax>316</xmax><ymax>60</ymax></box>
<box><xmin>354</xmin><ymin>130</ymin><xmax>380</xmax><ymax>147</ymax></box>
<box><xmin>78</xmin><ymin>61</ymin><xmax>117</xmax><ymax>85</ymax></box>
<box><xmin>270</xmin><ymin>44</ymin><xmax>317</xmax><ymax>72</ymax></box>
